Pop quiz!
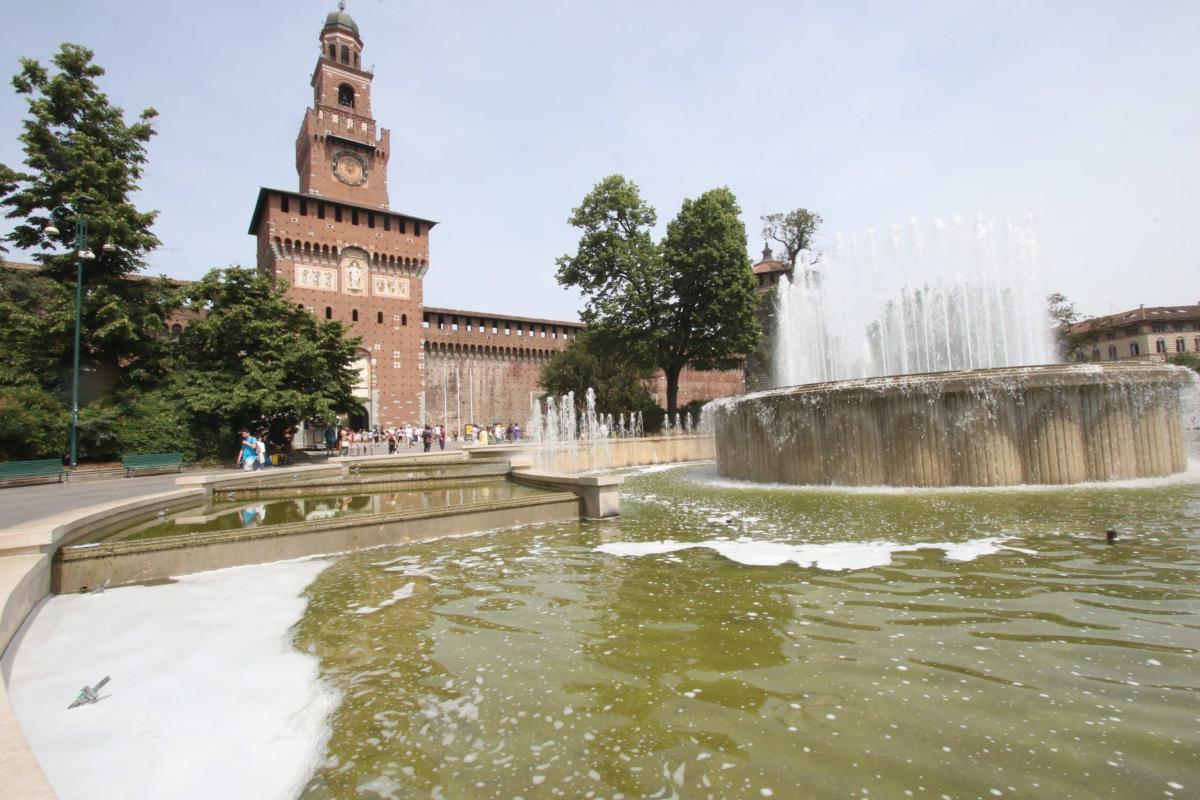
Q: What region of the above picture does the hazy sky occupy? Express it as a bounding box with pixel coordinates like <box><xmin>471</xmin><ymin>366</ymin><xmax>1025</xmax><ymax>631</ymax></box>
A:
<box><xmin>1</xmin><ymin>0</ymin><xmax>1196</xmax><ymax>321</ymax></box>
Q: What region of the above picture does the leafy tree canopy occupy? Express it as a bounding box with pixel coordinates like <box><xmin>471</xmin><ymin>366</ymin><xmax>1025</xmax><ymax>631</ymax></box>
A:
<box><xmin>761</xmin><ymin>208</ymin><xmax>822</xmax><ymax>267</ymax></box>
<box><xmin>1047</xmin><ymin>291</ymin><xmax>1108</xmax><ymax>361</ymax></box>
<box><xmin>0</xmin><ymin>43</ymin><xmax>172</xmax><ymax>388</ymax></box>
<box><xmin>0</xmin><ymin>267</ymin><xmax>72</xmax><ymax>391</ymax></box>
<box><xmin>556</xmin><ymin>176</ymin><xmax>760</xmax><ymax>415</ymax></box>
<box><xmin>539</xmin><ymin>329</ymin><xmax>657</xmax><ymax>419</ymax></box>
<box><xmin>168</xmin><ymin>267</ymin><xmax>362</xmax><ymax>454</ymax></box>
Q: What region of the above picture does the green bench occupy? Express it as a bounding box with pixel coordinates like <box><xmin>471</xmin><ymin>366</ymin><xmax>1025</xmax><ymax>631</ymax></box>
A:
<box><xmin>121</xmin><ymin>452</ymin><xmax>184</xmax><ymax>477</ymax></box>
<box><xmin>0</xmin><ymin>458</ymin><xmax>67</xmax><ymax>485</ymax></box>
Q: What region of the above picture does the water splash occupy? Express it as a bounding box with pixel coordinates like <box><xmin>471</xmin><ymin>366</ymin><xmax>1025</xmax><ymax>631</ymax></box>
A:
<box><xmin>773</xmin><ymin>216</ymin><xmax>1055</xmax><ymax>387</ymax></box>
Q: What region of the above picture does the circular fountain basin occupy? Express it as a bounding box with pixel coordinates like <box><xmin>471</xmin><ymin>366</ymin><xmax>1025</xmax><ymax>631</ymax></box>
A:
<box><xmin>710</xmin><ymin>363</ymin><xmax>1194</xmax><ymax>487</ymax></box>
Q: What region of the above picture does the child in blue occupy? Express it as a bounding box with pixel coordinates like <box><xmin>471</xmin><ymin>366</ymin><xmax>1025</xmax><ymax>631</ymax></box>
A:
<box><xmin>237</xmin><ymin>430</ymin><xmax>258</xmax><ymax>472</ymax></box>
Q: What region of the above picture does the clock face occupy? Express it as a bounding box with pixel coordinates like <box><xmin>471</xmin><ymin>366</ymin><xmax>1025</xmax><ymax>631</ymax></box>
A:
<box><xmin>332</xmin><ymin>151</ymin><xmax>367</xmax><ymax>186</ymax></box>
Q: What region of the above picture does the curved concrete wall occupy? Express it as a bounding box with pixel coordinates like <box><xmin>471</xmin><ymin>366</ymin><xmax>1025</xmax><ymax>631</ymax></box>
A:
<box><xmin>709</xmin><ymin>364</ymin><xmax>1194</xmax><ymax>487</ymax></box>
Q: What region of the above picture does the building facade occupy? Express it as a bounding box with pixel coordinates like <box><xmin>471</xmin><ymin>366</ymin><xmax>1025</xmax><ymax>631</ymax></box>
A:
<box><xmin>247</xmin><ymin>6</ymin><xmax>743</xmax><ymax>429</ymax></box>
<box><xmin>1064</xmin><ymin>303</ymin><xmax>1200</xmax><ymax>363</ymax></box>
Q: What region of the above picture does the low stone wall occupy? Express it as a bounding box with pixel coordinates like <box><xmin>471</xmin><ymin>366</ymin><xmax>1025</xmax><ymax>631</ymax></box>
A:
<box><xmin>710</xmin><ymin>363</ymin><xmax>1194</xmax><ymax>487</ymax></box>
<box><xmin>54</xmin><ymin>491</ymin><xmax>579</xmax><ymax>593</ymax></box>
<box><xmin>471</xmin><ymin>434</ymin><xmax>714</xmax><ymax>474</ymax></box>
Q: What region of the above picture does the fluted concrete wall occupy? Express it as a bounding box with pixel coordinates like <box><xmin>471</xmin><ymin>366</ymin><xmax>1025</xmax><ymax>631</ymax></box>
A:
<box><xmin>710</xmin><ymin>364</ymin><xmax>1194</xmax><ymax>487</ymax></box>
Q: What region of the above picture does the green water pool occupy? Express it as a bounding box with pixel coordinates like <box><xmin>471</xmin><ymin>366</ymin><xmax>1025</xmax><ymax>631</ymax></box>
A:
<box><xmin>293</xmin><ymin>464</ymin><xmax>1200</xmax><ymax>799</ymax></box>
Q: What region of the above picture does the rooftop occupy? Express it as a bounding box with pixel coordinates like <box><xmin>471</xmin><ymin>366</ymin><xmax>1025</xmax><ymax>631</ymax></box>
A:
<box><xmin>1066</xmin><ymin>303</ymin><xmax>1200</xmax><ymax>333</ymax></box>
<box><xmin>422</xmin><ymin>305</ymin><xmax>581</xmax><ymax>329</ymax></box>
<box><xmin>247</xmin><ymin>187</ymin><xmax>438</xmax><ymax>235</ymax></box>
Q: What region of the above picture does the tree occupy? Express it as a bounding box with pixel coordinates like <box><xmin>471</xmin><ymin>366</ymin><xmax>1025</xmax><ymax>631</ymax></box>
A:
<box><xmin>1047</xmin><ymin>292</ymin><xmax>1103</xmax><ymax>361</ymax></box>
<box><xmin>0</xmin><ymin>385</ymin><xmax>68</xmax><ymax>460</ymax></box>
<box><xmin>539</xmin><ymin>329</ymin><xmax>657</xmax><ymax>419</ymax></box>
<box><xmin>0</xmin><ymin>267</ymin><xmax>72</xmax><ymax>391</ymax></box>
<box><xmin>761</xmin><ymin>208</ymin><xmax>822</xmax><ymax>267</ymax></box>
<box><xmin>0</xmin><ymin>43</ymin><xmax>172</xmax><ymax>394</ymax></box>
<box><xmin>556</xmin><ymin>176</ymin><xmax>760</xmax><ymax>417</ymax></box>
<box><xmin>168</xmin><ymin>267</ymin><xmax>362</xmax><ymax>457</ymax></box>
<box><xmin>658</xmin><ymin>187</ymin><xmax>761</xmax><ymax>412</ymax></box>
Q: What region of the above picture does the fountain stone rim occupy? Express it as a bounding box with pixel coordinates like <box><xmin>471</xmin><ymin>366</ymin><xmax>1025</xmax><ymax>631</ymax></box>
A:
<box><xmin>710</xmin><ymin>362</ymin><xmax>1196</xmax><ymax>412</ymax></box>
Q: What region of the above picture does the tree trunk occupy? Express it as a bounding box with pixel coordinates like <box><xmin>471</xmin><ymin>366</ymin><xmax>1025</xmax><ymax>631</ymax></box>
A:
<box><xmin>664</xmin><ymin>363</ymin><xmax>682</xmax><ymax>419</ymax></box>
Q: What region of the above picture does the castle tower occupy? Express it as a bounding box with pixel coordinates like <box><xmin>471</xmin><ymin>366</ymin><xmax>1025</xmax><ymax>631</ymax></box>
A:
<box><xmin>249</xmin><ymin>2</ymin><xmax>435</xmax><ymax>428</ymax></box>
<box><xmin>296</xmin><ymin>1</ymin><xmax>390</xmax><ymax>207</ymax></box>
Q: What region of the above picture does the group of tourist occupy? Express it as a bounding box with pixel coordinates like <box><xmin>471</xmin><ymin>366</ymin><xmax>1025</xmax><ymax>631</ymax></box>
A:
<box><xmin>319</xmin><ymin>422</ymin><xmax>524</xmax><ymax>457</ymax></box>
<box><xmin>463</xmin><ymin>422</ymin><xmax>522</xmax><ymax>445</ymax></box>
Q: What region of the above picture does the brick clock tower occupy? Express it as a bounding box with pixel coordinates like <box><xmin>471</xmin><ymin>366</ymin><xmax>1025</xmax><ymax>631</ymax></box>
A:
<box><xmin>248</xmin><ymin>2</ymin><xmax>434</xmax><ymax>428</ymax></box>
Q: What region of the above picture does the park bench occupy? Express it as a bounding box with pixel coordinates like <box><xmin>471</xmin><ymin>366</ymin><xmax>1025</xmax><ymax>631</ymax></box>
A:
<box><xmin>121</xmin><ymin>452</ymin><xmax>184</xmax><ymax>477</ymax></box>
<box><xmin>0</xmin><ymin>458</ymin><xmax>67</xmax><ymax>485</ymax></box>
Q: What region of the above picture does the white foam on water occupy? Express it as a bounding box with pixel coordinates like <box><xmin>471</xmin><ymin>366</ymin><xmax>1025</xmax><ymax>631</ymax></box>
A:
<box><xmin>596</xmin><ymin>536</ymin><xmax>1016</xmax><ymax>571</ymax></box>
<box><xmin>686</xmin><ymin>460</ymin><xmax>1200</xmax><ymax>495</ymax></box>
<box><xmin>2</xmin><ymin>558</ymin><xmax>336</xmax><ymax>800</ymax></box>
<box><xmin>353</xmin><ymin>582</ymin><xmax>416</xmax><ymax>615</ymax></box>
<box><xmin>621</xmin><ymin>462</ymin><xmax>694</xmax><ymax>476</ymax></box>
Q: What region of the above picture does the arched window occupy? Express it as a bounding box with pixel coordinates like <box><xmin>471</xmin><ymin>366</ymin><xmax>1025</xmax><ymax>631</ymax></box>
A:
<box><xmin>1176</xmin><ymin>338</ymin><xmax>1185</xmax><ymax>353</ymax></box>
<box><xmin>340</xmin><ymin>45</ymin><xmax>350</xmax><ymax>64</ymax></box>
<box><xmin>1155</xmin><ymin>339</ymin><xmax>1166</xmax><ymax>354</ymax></box>
<box><xmin>401</xmin><ymin>313</ymin><xmax>407</xmax><ymax>326</ymax></box>
<box><xmin>1131</xmin><ymin>342</ymin><xmax>1140</xmax><ymax>356</ymax></box>
<box><xmin>328</xmin><ymin>43</ymin><xmax>336</xmax><ymax>59</ymax></box>
<box><xmin>352</xmin><ymin>309</ymin><xmax>359</xmax><ymax>322</ymax></box>
<box><xmin>325</xmin><ymin>307</ymin><xmax>332</xmax><ymax>320</ymax></box>
<box><xmin>337</xmin><ymin>84</ymin><xmax>355</xmax><ymax>108</ymax></box>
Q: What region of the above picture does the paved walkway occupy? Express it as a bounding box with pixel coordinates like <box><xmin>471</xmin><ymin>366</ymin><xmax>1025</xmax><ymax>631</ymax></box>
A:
<box><xmin>0</xmin><ymin>473</ymin><xmax>222</xmax><ymax>529</ymax></box>
<box><xmin>0</xmin><ymin>441</ymin><xmax>478</xmax><ymax>530</ymax></box>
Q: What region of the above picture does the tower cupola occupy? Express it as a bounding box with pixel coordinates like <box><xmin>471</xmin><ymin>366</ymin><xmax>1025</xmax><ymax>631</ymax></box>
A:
<box><xmin>321</xmin><ymin>1</ymin><xmax>362</xmax><ymax>69</ymax></box>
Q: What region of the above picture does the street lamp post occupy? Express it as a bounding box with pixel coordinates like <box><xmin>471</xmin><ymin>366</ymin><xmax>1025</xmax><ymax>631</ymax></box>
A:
<box><xmin>43</xmin><ymin>199</ymin><xmax>109</xmax><ymax>468</ymax></box>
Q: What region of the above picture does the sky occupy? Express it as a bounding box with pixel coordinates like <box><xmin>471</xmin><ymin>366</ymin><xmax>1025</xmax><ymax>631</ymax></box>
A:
<box><xmin>0</xmin><ymin>0</ymin><xmax>1196</xmax><ymax>322</ymax></box>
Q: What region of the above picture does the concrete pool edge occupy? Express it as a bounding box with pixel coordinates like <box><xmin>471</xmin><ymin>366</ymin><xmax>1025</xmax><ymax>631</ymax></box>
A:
<box><xmin>54</xmin><ymin>491</ymin><xmax>583</xmax><ymax>593</ymax></box>
<box><xmin>0</xmin><ymin>488</ymin><xmax>205</xmax><ymax>800</ymax></box>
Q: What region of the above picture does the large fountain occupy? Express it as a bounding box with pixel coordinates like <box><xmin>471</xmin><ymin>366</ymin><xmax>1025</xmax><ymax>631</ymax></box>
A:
<box><xmin>711</xmin><ymin>216</ymin><xmax>1194</xmax><ymax>487</ymax></box>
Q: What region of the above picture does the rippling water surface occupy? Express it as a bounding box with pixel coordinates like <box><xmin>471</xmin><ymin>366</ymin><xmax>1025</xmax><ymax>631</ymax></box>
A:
<box><xmin>295</xmin><ymin>465</ymin><xmax>1200</xmax><ymax>799</ymax></box>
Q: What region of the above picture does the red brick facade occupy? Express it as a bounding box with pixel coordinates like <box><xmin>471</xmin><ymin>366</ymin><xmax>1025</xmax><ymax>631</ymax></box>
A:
<box><xmin>247</xmin><ymin>7</ymin><xmax>744</xmax><ymax>429</ymax></box>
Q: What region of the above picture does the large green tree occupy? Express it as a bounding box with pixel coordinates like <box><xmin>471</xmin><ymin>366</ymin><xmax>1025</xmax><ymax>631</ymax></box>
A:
<box><xmin>167</xmin><ymin>267</ymin><xmax>361</xmax><ymax>456</ymax></box>
<box><xmin>0</xmin><ymin>43</ymin><xmax>172</xmax><ymax>395</ymax></box>
<box><xmin>556</xmin><ymin>176</ymin><xmax>760</xmax><ymax>416</ymax></box>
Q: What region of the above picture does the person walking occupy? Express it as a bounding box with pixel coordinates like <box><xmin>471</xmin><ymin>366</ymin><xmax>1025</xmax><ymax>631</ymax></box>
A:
<box><xmin>255</xmin><ymin>435</ymin><xmax>267</xmax><ymax>470</ymax></box>
<box><xmin>237</xmin><ymin>430</ymin><xmax>258</xmax><ymax>472</ymax></box>
<box><xmin>438</xmin><ymin>425</ymin><xmax>446</xmax><ymax>450</ymax></box>
<box><xmin>421</xmin><ymin>424</ymin><xmax>433</xmax><ymax>453</ymax></box>
<box><xmin>339</xmin><ymin>428</ymin><xmax>351</xmax><ymax>458</ymax></box>
<box><xmin>387</xmin><ymin>430</ymin><xmax>397</xmax><ymax>454</ymax></box>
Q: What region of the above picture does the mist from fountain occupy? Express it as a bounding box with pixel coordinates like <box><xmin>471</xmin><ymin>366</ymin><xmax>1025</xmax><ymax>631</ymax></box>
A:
<box><xmin>772</xmin><ymin>215</ymin><xmax>1055</xmax><ymax>388</ymax></box>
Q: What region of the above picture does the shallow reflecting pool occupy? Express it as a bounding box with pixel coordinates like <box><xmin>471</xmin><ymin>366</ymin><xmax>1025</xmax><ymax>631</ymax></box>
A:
<box><xmin>294</xmin><ymin>464</ymin><xmax>1200</xmax><ymax>799</ymax></box>
<box><xmin>73</xmin><ymin>480</ymin><xmax>545</xmax><ymax>545</ymax></box>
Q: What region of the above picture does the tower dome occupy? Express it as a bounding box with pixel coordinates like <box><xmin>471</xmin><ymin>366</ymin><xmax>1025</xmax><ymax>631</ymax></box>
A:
<box><xmin>324</xmin><ymin>1</ymin><xmax>359</xmax><ymax>36</ymax></box>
